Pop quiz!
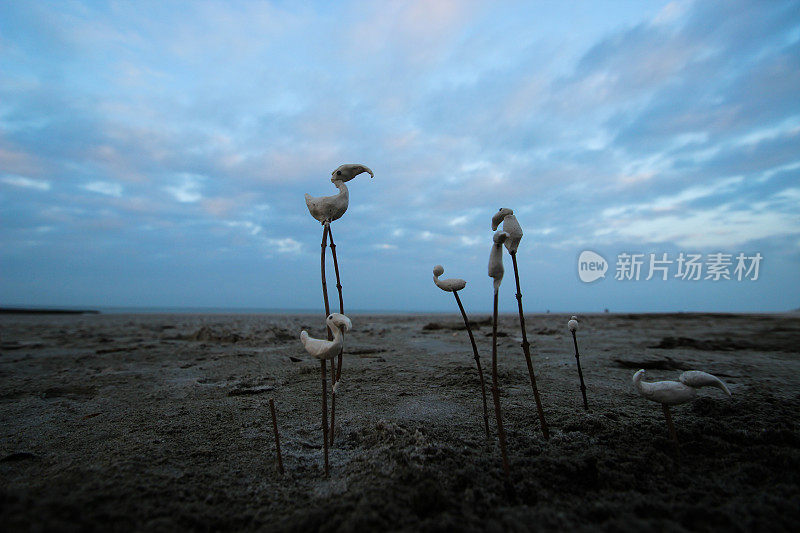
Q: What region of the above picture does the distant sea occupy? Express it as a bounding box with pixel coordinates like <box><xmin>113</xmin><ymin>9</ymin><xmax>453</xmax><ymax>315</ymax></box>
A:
<box><xmin>98</xmin><ymin>307</ymin><xmax>419</xmax><ymax>315</ymax></box>
<box><xmin>1</xmin><ymin>306</ymin><xmax>421</xmax><ymax>315</ymax></box>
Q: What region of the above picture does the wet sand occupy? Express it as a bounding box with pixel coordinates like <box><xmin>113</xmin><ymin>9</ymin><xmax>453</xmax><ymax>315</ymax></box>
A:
<box><xmin>1</xmin><ymin>312</ymin><xmax>799</xmax><ymax>531</ymax></box>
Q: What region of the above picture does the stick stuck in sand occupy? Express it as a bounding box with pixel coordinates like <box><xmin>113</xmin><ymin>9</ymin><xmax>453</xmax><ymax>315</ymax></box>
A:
<box><xmin>568</xmin><ymin>316</ymin><xmax>589</xmax><ymax>410</ymax></box>
<box><xmin>269</xmin><ymin>398</ymin><xmax>284</xmax><ymax>475</ymax></box>
<box><xmin>328</xmin><ymin>225</ymin><xmax>344</xmax><ymax>446</ymax></box>
<box><xmin>488</xmin><ymin>231</ymin><xmax>512</xmax><ymax>484</ymax></box>
<box><xmin>433</xmin><ymin>265</ymin><xmax>491</xmax><ymax>439</ymax></box>
<box><xmin>492</xmin><ymin>208</ymin><xmax>549</xmax><ymax>439</ymax></box>
<box><xmin>300</xmin><ymin>313</ymin><xmax>353</xmax><ymax>476</ymax></box>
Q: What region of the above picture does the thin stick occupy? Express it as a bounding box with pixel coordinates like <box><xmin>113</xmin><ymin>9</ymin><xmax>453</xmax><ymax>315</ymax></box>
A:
<box><xmin>328</xmin><ymin>224</ymin><xmax>345</xmax><ymax>317</ymax></box>
<box><xmin>320</xmin><ymin>223</ymin><xmax>332</xmax><ymax>341</ymax></box>
<box><xmin>328</xmin><ymin>225</ymin><xmax>345</xmax><ymax>446</ymax></box>
<box><xmin>329</xmin><ymin>357</ymin><xmax>336</xmax><ymax>446</ymax></box>
<box><xmin>453</xmin><ymin>290</ymin><xmax>491</xmax><ymax>439</ymax></box>
<box><xmin>491</xmin><ymin>290</ymin><xmax>512</xmax><ymax>484</ymax></box>
<box><xmin>321</xmin><ymin>360</ymin><xmax>329</xmax><ymax>477</ymax></box>
<box><xmin>571</xmin><ymin>330</ymin><xmax>589</xmax><ymax>410</ymax></box>
<box><xmin>269</xmin><ymin>398</ymin><xmax>284</xmax><ymax>475</ymax></box>
<box><xmin>662</xmin><ymin>403</ymin><xmax>678</xmax><ymax>443</ymax></box>
<box><xmin>509</xmin><ymin>251</ymin><xmax>549</xmax><ymax>439</ymax></box>
<box><xmin>319</xmin><ymin>223</ymin><xmax>331</xmax><ymax>477</ymax></box>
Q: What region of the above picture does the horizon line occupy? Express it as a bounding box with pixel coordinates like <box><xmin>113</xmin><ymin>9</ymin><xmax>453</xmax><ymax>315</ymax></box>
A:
<box><xmin>2</xmin><ymin>305</ymin><xmax>798</xmax><ymax>316</ymax></box>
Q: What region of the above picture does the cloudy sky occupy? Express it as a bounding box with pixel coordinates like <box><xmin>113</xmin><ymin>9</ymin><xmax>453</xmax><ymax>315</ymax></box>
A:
<box><xmin>1</xmin><ymin>0</ymin><xmax>799</xmax><ymax>313</ymax></box>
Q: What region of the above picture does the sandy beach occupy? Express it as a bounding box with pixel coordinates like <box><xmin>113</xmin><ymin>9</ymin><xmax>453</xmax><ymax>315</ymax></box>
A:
<box><xmin>1</xmin><ymin>311</ymin><xmax>799</xmax><ymax>531</ymax></box>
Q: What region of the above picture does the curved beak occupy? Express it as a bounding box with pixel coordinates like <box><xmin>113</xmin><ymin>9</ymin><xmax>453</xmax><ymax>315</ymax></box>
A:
<box><xmin>491</xmin><ymin>210</ymin><xmax>505</xmax><ymax>231</ymax></box>
<box><xmin>359</xmin><ymin>165</ymin><xmax>374</xmax><ymax>179</ymax></box>
<box><xmin>334</xmin><ymin>314</ymin><xmax>352</xmax><ymax>332</ymax></box>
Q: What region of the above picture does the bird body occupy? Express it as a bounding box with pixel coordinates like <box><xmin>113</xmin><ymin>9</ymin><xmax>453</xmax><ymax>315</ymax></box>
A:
<box><xmin>491</xmin><ymin>208</ymin><xmax>522</xmax><ymax>253</ymax></box>
<box><xmin>300</xmin><ymin>313</ymin><xmax>352</xmax><ymax>360</ymax></box>
<box><xmin>304</xmin><ymin>164</ymin><xmax>373</xmax><ymax>224</ymax></box>
<box><xmin>633</xmin><ymin>369</ymin><xmax>731</xmax><ymax>405</ymax></box>
<box><xmin>488</xmin><ymin>231</ymin><xmax>509</xmax><ymax>292</ymax></box>
<box><xmin>433</xmin><ymin>265</ymin><xmax>466</xmax><ymax>292</ymax></box>
<box><xmin>568</xmin><ymin>316</ymin><xmax>578</xmax><ymax>332</ymax></box>
<box><xmin>305</xmin><ymin>181</ymin><xmax>349</xmax><ymax>224</ymax></box>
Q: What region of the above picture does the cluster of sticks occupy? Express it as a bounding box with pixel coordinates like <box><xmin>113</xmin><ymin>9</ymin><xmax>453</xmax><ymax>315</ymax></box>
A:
<box><xmin>297</xmin><ymin>163</ymin><xmax>373</xmax><ymax>476</ymax></box>
<box><xmin>271</xmin><ymin>184</ymin><xmax>733</xmax><ymax>478</ymax></box>
<box><xmin>433</xmin><ymin>208</ymin><xmax>593</xmax><ymax>485</ymax></box>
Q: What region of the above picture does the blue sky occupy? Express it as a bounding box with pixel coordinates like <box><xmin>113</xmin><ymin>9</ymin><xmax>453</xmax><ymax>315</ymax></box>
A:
<box><xmin>1</xmin><ymin>0</ymin><xmax>799</xmax><ymax>313</ymax></box>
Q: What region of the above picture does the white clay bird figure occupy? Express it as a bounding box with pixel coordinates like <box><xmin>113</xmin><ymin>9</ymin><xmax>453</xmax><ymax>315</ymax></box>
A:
<box><xmin>304</xmin><ymin>164</ymin><xmax>373</xmax><ymax>224</ymax></box>
<box><xmin>300</xmin><ymin>313</ymin><xmax>352</xmax><ymax>361</ymax></box>
<box><xmin>433</xmin><ymin>265</ymin><xmax>467</xmax><ymax>292</ymax></box>
<box><xmin>633</xmin><ymin>369</ymin><xmax>731</xmax><ymax>405</ymax></box>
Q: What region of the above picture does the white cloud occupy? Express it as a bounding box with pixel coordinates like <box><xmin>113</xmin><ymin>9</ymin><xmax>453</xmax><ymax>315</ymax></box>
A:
<box><xmin>225</xmin><ymin>220</ymin><xmax>262</xmax><ymax>236</ymax></box>
<box><xmin>1</xmin><ymin>175</ymin><xmax>51</xmax><ymax>191</ymax></box>
<box><xmin>83</xmin><ymin>181</ymin><xmax>123</xmax><ymax>197</ymax></box>
<box><xmin>595</xmin><ymin>202</ymin><xmax>800</xmax><ymax>248</ymax></box>
<box><xmin>603</xmin><ymin>176</ymin><xmax>745</xmax><ymax>217</ymax></box>
<box><xmin>267</xmin><ymin>237</ymin><xmax>301</xmax><ymax>254</ymax></box>
<box><xmin>164</xmin><ymin>174</ymin><xmax>203</xmax><ymax>203</ymax></box>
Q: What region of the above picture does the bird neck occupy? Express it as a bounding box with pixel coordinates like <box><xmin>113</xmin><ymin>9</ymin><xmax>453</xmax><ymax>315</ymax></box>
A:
<box><xmin>632</xmin><ymin>370</ymin><xmax>647</xmax><ymax>395</ymax></box>
<box><xmin>330</xmin><ymin>324</ymin><xmax>344</xmax><ymax>344</ymax></box>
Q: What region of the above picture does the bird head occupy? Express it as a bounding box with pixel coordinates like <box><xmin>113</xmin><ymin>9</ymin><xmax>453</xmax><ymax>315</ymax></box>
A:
<box><xmin>491</xmin><ymin>208</ymin><xmax>514</xmax><ymax>230</ymax></box>
<box><xmin>326</xmin><ymin>313</ymin><xmax>352</xmax><ymax>333</ymax></box>
<box><xmin>433</xmin><ymin>265</ymin><xmax>444</xmax><ymax>277</ymax></box>
<box><xmin>331</xmin><ymin>164</ymin><xmax>373</xmax><ymax>183</ymax></box>
<box><xmin>493</xmin><ymin>230</ymin><xmax>509</xmax><ymax>245</ymax></box>
<box><xmin>632</xmin><ymin>369</ymin><xmax>646</xmax><ymax>387</ymax></box>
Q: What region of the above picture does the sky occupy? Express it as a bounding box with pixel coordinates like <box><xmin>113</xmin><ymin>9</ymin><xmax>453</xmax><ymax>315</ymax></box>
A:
<box><xmin>1</xmin><ymin>0</ymin><xmax>799</xmax><ymax>313</ymax></box>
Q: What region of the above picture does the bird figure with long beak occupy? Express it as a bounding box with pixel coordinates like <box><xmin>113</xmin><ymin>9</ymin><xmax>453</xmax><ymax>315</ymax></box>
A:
<box><xmin>491</xmin><ymin>207</ymin><xmax>549</xmax><ymax>439</ymax></box>
<box><xmin>568</xmin><ymin>316</ymin><xmax>589</xmax><ymax>410</ymax></box>
<box><xmin>432</xmin><ymin>265</ymin><xmax>490</xmax><ymax>438</ymax></box>
<box><xmin>305</xmin><ymin>163</ymin><xmax>372</xmax><ymax>446</ymax></box>
<box><xmin>304</xmin><ymin>164</ymin><xmax>374</xmax><ymax>225</ymax></box>
<box><xmin>300</xmin><ymin>313</ymin><xmax>352</xmax><ymax>477</ymax></box>
<box><xmin>487</xmin><ymin>231</ymin><xmax>512</xmax><ymax>484</ymax></box>
<box><xmin>632</xmin><ymin>369</ymin><xmax>731</xmax><ymax>443</ymax></box>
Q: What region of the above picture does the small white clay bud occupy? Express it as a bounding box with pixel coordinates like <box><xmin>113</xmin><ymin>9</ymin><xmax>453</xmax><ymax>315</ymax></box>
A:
<box><xmin>568</xmin><ymin>316</ymin><xmax>578</xmax><ymax>332</ymax></box>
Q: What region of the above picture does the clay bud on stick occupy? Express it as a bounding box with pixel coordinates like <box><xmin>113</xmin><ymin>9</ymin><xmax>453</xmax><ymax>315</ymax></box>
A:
<box><xmin>568</xmin><ymin>316</ymin><xmax>589</xmax><ymax>410</ymax></box>
<box><xmin>632</xmin><ymin>369</ymin><xmax>731</xmax><ymax>443</ymax></box>
<box><xmin>492</xmin><ymin>208</ymin><xmax>549</xmax><ymax>439</ymax></box>
<box><xmin>432</xmin><ymin>265</ymin><xmax>490</xmax><ymax>439</ymax></box>
<box><xmin>488</xmin><ymin>230</ymin><xmax>508</xmax><ymax>292</ymax></box>
<box><xmin>300</xmin><ymin>313</ymin><xmax>353</xmax><ymax>476</ymax></box>
<box><xmin>487</xmin><ymin>231</ymin><xmax>512</xmax><ymax>485</ymax></box>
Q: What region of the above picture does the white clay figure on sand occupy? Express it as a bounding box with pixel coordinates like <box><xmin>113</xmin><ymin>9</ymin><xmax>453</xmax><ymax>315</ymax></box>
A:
<box><xmin>633</xmin><ymin>368</ymin><xmax>731</xmax><ymax>442</ymax></box>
